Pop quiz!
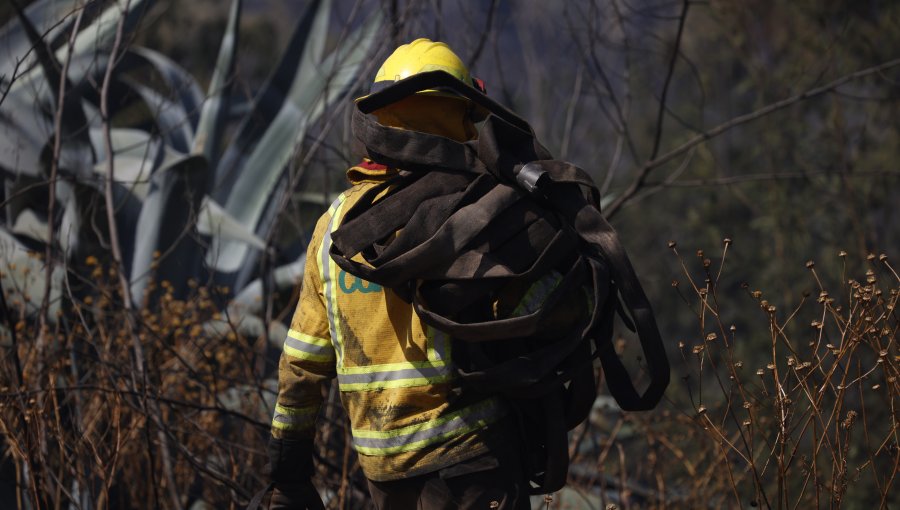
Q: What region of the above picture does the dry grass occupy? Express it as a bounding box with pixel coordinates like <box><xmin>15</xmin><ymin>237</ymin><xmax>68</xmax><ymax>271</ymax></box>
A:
<box><xmin>560</xmin><ymin>242</ymin><xmax>899</xmax><ymax>509</ymax></box>
<box><xmin>1</xmin><ymin>243</ymin><xmax>897</xmax><ymax>509</ymax></box>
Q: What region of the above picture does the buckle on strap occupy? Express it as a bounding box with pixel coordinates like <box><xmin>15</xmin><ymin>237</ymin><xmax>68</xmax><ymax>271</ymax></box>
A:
<box><xmin>516</xmin><ymin>162</ymin><xmax>548</xmax><ymax>194</ymax></box>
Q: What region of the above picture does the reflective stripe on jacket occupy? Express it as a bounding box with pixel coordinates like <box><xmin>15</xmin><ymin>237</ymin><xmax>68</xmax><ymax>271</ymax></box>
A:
<box><xmin>272</xmin><ymin>163</ymin><xmax>506</xmax><ymax>481</ymax></box>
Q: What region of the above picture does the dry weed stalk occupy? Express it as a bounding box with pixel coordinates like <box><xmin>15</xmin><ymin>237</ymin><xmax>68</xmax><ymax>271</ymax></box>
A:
<box><xmin>559</xmin><ymin>241</ymin><xmax>897</xmax><ymax>509</ymax></box>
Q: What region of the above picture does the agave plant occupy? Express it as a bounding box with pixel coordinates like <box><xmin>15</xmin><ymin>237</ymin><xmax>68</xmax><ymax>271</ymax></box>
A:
<box><xmin>0</xmin><ymin>0</ymin><xmax>379</xmax><ymax>332</ymax></box>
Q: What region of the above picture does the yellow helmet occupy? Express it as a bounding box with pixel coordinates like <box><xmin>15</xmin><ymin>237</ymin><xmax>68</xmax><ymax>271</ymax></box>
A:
<box><xmin>360</xmin><ymin>38</ymin><xmax>487</xmax><ymax>101</ymax></box>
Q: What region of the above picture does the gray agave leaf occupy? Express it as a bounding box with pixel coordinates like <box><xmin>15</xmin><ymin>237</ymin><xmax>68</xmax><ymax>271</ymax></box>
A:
<box><xmin>196</xmin><ymin>197</ymin><xmax>266</xmax><ymax>252</ymax></box>
<box><xmin>0</xmin><ymin>0</ymin><xmax>83</xmax><ymax>83</ymax></box>
<box><xmin>211</xmin><ymin>6</ymin><xmax>382</xmax><ymax>283</ymax></box>
<box><xmin>0</xmin><ymin>227</ymin><xmax>63</xmax><ymax>321</ymax></box>
<box><xmin>191</xmin><ymin>0</ymin><xmax>241</xmax><ymax>166</ymax></box>
<box><xmin>130</xmin><ymin>154</ymin><xmax>208</xmax><ymax>308</ymax></box>
<box><xmin>124</xmin><ymin>47</ymin><xmax>203</xmax><ymax>135</ymax></box>
<box><xmin>230</xmin><ymin>254</ymin><xmax>305</xmax><ymax>315</ymax></box>
<box><xmin>89</xmin><ymin>128</ymin><xmax>180</xmax><ymax>201</ymax></box>
<box><xmin>211</xmin><ymin>0</ymin><xmax>325</xmax><ymax>200</ymax></box>
<box><xmin>120</xmin><ymin>78</ymin><xmax>193</xmax><ymax>154</ymax></box>
<box><xmin>10</xmin><ymin>0</ymin><xmax>155</xmax><ymax>96</ymax></box>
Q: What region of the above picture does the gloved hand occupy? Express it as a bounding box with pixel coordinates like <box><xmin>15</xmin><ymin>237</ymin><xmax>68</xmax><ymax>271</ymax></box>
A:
<box><xmin>269</xmin><ymin>481</ymin><xmax>325</xmax><ymax>510</ymax></box>
<box><xmin>266</xmin><ymin>437</ymin><xmax>324</xmax><ymax>510</ymax></box>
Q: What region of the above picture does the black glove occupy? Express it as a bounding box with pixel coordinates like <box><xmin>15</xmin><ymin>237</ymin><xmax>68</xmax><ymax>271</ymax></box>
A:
<box><xmin>269</xmin><ymin>481</ymin><xmax>325</xmax><ymax>510</ymax></box>
<box><xmin>266</xmin><ymin>437</ymin><xmax>324</xmax><ymax>510</ymax></box>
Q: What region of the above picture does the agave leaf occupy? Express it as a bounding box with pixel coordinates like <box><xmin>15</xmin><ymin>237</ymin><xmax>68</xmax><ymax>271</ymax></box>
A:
<box><xmin>211</xmin><ymin>0</ymin><xmax>325</xmax><ymax>199</ymax></box>
<box><xmin>215</xmin><ymin>378</ymin><xmax>277</xmax><ymax>418</ymax></box>
<box><xmin>57</xmin><ymin>0</ymin><xmax>153</xmax><ymax>75</ymax></box>
<box><xmin>0</xmin><ymin>0</ymin><xmax>83</xmax><ymax>83</ymax></box>
<box><xmin>124</xmin><ymin>47</ymin><xmax>203</xmax><ymax>135</ymax></box>
<box><xmin>0</xmin><ymin>227</ymin><xmax>63</xmax><ymax>321</ymax></box>
<box><xmin>130</xmin><ymin>154</ymin><xmax>208</xmax><ymax>308</ymax></box>
<box><xmin>222</xmin><ymin>12</ymin><xmax>382</xmax><ymax>290</ymax></box>
<box><xmin>11</xmin><ymin>0</ymin><xmax>95</xmax><ymax>179</ymax></box>
<box><xmin>196</xmin><ymin>197</ymin><xmax>266</xmax><ymax>253</ymax></box>
<box><xmin>290</xmin><ymin>0</ymin><xmax>337</xmax><ymax>101</ymax></box>
<box><xmin>292</xmin><ymin>190</ymin><xmax>341</xmax><ymax>206</ymax></box>
<box><xmin>121</xmin><ymin>77</ymin><xmax>192</xmax><ymax>153</ymax></box>
<box><xmin>203</xmin><ymin>313</ymin><xmax>288</xmax><ymax>353</ymax></box>
<box><xmin>54</xmin><ymin>178</ymin><xmax>80</xmax><ymax>255</ymax></box>
<box><xmin>10</xmin><ymin>0</ymin><xmax>154</xmax><ymax>94</ymax></box>
<box><xmin>230</xmin><ymin>254</ymin><xmax>305</xmax><ymax>315</ymax></box>
<box><xmin>0</xmin><ymin>101</ymin><xmax>50</xmax><ymax>179</ymax></box>
<box><xmin>5</xmin><ymin>177</ymin><xmax>77</xmax><ymax>253</ymax></box>
<box><xmin>192</xmin><ymin>0</ymin><xmax>241</xmax><ymax>166</ymax></box>
<box><xmin>9</xmin><ymin>208</ymin><xmax>48</xmax><ymax>243</ymax></box>
<box><xmin>88</xmin><ymin>128</ymin><xmax>180</xmax><ymax>200</ymax></box>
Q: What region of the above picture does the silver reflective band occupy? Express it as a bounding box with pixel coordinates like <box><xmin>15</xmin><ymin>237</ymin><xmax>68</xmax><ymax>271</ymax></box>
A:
<box><xmin>284</xmin><ymin>330</ymin><xmax>334</xmax><ymax>362</ymax></box>
<box><xmin>321</xmin><ymin>194</ymin><xmax>347</xmax><ymax>364</ymax></box>
<box><xmin>272</xmin><ymin>404</ymin><xmax>316</xmax><ymax>431</ymax></box>
<box><xmin>351</xmin><ymin>399</ymin><xmax>504</xmax><ymax>455</ymax></box>
<box><xmin>337</xmin><ymin>363</ymin><xmax>451</xmax><ymax>387</ymax></box>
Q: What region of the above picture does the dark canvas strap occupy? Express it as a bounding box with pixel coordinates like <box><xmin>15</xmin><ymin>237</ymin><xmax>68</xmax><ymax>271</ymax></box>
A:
<box><xmin>333</xmin><ymin>105</ymin><xmax>669</xmax><ymax>412</ymax></box>
<box><xmin>330</xmin><ymin>70</ymin><xmax>669</xmax><ymax>493</ymax></box>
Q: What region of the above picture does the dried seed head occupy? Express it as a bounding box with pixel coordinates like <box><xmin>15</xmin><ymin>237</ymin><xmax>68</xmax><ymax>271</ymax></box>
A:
<box><xmin>838</xmin><ymin>250</ymin><xmax>847</xmax><ymax>257</ymax></box>
<box><xmin>743</xmin><ymin>419</ymin><xmax>751</xmax><ymax>427</ymax></box>
<box><xmin>756</xmin><ymin>368</ymin><xmax>765</xmax><ymax>376</ymax></box>
<box><xmin>867</xmin><ymin>253</ymin><xmax>876</xmax><ymax>261</ymax></box>
<box><xmin>723</xmin><ymin>238</ymin><xmax>732</xmax><ymax>246</ymax></box>
<box><xmin>696</xmin><ymin>249</ymin><xmax>704</xmax><ymax>258</ymax></box>
<box><xmin>697</xmin><ymin>405</ymin><xmax>707</xmax><ymax>414</ymax></box>
<box><xmin>671</xmin><ymin>280</ymin><xmax>679</xmax><ymax>287</ymax></box>
<box><xmin>730</xmin><ymin>325</ymin><xmax>736</xmax><ymax>332</ymax></box>
<box><xmin>767</xmin><ymin>305</ymin><xmax>776</xmax><ymax>313</ymax></box>
<box><xmin>743</xmin><ymin>401</ymin><xmax>752</xmax><ymax>409</ymax></box>
<box><xmin>842</xmin><ymin>410</ymin><xmax>858</xmax><ymax>429</ymax></box>
<box><xmin>879</xmin><ymin>253</ymin><xmax>887</xmax><ymax>262</ymax></box>
<box><xmin>678</xmin><ymin>340</ymin><xmax>685</xmax><ymax>349</ymax></box>
<box><xmin>692</xmin><ymin>345</ymin><xmax>705</xmax><ymax>354</ymax></box>
<box><xmin>706</xmin><ymin>333</ymin><xmax>717</xmax><ymax>342</ymax></box>
<box><xmin>734</xmin><ymin>361</ymin><xmax>743</xmax><ymax>368</ymax></box>
<box><xmin>805</xmin><ymin>260</ymin><xmax>815</xmax><ymax>269</ymax></box>
<box><xmin>872</xmin><ymin>384</ymin><xmax>881</xmax><ymax>390</ymax></box>
<box><xmin>667</xmin><ymin>240</ymin><xmax>677</xmax><ymax>248</ymax></box>
<box><xmin>752</xmin><ymin>290</ymin><xmax>762</xmax><ymax>299</ymax></box>
<box><xmin>766</xmin><ymin>363</ymin><xmax>776</xmax><ymax>370</ymax></box>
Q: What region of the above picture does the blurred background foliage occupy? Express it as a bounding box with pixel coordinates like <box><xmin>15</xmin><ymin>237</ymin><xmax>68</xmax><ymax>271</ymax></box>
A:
<box><xmin>0</xmin><ymin>0</ymin><xmax>897</xmax><ymax>508</ymax></box>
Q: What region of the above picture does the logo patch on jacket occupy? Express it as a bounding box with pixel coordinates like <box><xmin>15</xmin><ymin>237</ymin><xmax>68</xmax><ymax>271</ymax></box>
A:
<box><xmin>338</xmin><ymin>270</ymin><xmax>383</xmax><ymax>294</ymax></box>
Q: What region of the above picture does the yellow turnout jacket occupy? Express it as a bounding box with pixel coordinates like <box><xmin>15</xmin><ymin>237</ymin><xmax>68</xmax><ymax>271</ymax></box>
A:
<box><xmin>271</xmin><ymin>162</ymin><xmax>506</xmax><ymax>481</ymax></box>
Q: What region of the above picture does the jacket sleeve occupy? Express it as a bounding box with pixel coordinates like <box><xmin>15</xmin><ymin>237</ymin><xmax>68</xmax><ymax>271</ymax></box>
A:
<box><xmin>271</xmin><ymin>212</ymin><xmax>337</xmax><ymax>442</ymax></box>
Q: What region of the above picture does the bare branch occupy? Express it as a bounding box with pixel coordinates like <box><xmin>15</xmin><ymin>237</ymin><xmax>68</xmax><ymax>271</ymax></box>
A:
<box><xmin>605</xmin><ymin>56</ymin><xmax>900</xmax><ymax>218</ymax></box>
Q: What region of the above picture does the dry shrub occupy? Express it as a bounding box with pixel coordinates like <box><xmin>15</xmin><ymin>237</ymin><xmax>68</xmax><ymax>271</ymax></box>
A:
<box><xmin>0</xmin><ymin>265</ymin><xmax>278</xmax><ymax>508</ymax></box>
<box><xmin>560</xmin><ymin>242</ymin><xmax>898</xmax><ymax>509</ymax></box>
<box><xmin>3</xmin><ymin>244</ymin><xmax>896</xmax><ymax>509</ymax></box>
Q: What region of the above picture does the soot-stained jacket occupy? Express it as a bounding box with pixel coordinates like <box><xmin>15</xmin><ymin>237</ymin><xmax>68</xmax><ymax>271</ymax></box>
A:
<box><xmin>270</xmin><ymin>161</ymin><xmax>507</xmax><ymax>482</ymax></box>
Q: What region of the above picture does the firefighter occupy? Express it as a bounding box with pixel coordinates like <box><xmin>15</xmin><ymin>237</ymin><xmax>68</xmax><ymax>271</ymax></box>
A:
<box><xmin>267</xmin><ymin>39</ymin><xmax>531</xmax><ymax>510</ymax></box>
